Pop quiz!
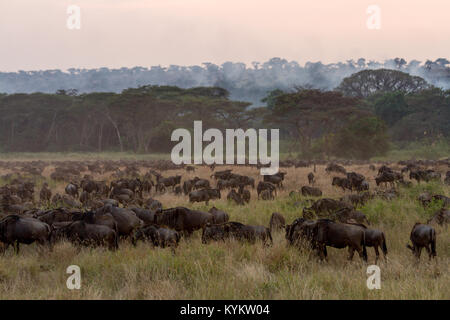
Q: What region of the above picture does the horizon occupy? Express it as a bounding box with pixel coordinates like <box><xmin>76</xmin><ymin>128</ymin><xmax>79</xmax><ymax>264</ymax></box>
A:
<box><xmin>1</xmin><ymin>0</ymin><xmax>449</xmax><ymax>72</ymax></box>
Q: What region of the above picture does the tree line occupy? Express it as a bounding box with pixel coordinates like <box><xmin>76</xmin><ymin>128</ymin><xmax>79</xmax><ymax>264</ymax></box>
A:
<box><xmin>0</xmin><ymin>69</ymin><xmax>448</xmax><ymax>159</ymax></box>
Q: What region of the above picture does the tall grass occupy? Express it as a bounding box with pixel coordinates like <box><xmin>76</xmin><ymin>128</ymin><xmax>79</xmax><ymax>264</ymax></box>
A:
<box><xmin>0</xmin><ymin>162</ymin><xmax>448</xmax><ymax>299</ymax></box>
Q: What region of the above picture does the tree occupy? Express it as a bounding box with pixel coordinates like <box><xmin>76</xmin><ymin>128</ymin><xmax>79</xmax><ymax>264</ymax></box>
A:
<box><xmin>265</xmin><ymin>89</ymin><xmax>371</xmax><ymax>155</ymax></box>
<box><xmin>331</xmin><ymin>117</ymin><xmax>389</xmax><ymax>160</ymax></box>
<box><xmin>336</xmin><ymin>69</ymin><xmax>431</xmax><ymax>98</ymax></box>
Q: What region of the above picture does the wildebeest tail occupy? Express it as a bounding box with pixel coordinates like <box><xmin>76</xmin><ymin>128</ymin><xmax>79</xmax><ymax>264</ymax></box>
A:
<box><xmin>430</xmin><ymin>228</ymin><xmax>436</xmax><ymax>256</ymax></box>
<box><xmin>381</xmin><ymin>232</ymin><xmax>388</xmax><ymax>255</ymax></box>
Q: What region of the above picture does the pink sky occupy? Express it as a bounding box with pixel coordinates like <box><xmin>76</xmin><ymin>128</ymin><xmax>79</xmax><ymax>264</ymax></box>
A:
<box><xmin>0</xmin><ymin>0</ymin><xmax>448</xmax><ymax>71</ymax></box>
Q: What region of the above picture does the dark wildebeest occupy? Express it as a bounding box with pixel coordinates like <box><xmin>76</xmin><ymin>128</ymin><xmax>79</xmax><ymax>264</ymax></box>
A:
<box><xmin>39</xmin><ymin>182</ymin><xmax>52</xmax><ymax>204</ymax></box>
<box><xmin>301</xmin><ymin>186</ymin><xmax>322</xmax><ymax>197</ymax></box>
<box><xmin>133</xmin><ymin>225</ymin><xmax>181</xmax><ymax>251</ymax></box>
<box><xmin>202</xmin><ymin>223</ymin><xmax>227</xmax><ymax>244</ymax></box>
<box><xmin>227</xmin><ymin>189</ymin><xmax>245</xmax><ymax>205</ymax></box>
<box><xmin>350</xmin><ymin>223</ymin><xmax>387</xmax><ymax>263</ymax></box>
<box><xmin>257</xmin><ymin>181</ymin><xmax>277</xmax><ymax>199</ymax></box>
<box><xmin>307</xmin><ymin>172</ymin><xmax>315</xmax><ymax>185</ymax></box>
<box><xmin>65</xmin><ymin>182</ymin><xmax>79</xmax><ymax>198</ymax></box>
<box><xmin>331</xmin><ymin>207</ymin><xmax>370</xmax><ymax>225</ymax></box>
<box><xmin>96</xmin><ymin>204</ymin><xmax>143</xmax><ymax>241</ymax></box>
<box><xmin>154</xmin><ymin>207</ymin><xmax>214</xmax><ymax>237</ymax></box>
<box><xmin>325</xmin><ymin>163</ymin><xmax>346</xmax><ymax>175</ymax></box>
<box><xmin>158</xmin><ymin>175</ymin><xmax>182</xmax><ymax>190</ymax></box>
<box><xmin>310</xmin><ymin>219</ymin><xmax>368</xmax><ymax>262</ymax></box>
<box><xmin>238</xmin><ymin>185</ymin><xmax>251</xmax><ymax>203</ymax></box>
<box><xmin>130</xmin><ymin>207</ymin><xmax>156</xmax><ymax>225</ymax></box>
<box><xmin>406</xmin><ymin>223</ymin><xmax>436</xmax><ymax>261</ymax></box>
<box><xmin>0</xmin><ymin>215</ymin><xmax>52</xmax><ymax>254</ymax></box>
<box><xmin>263</xmin><ymin>174</ymin><xmax>284</xmax><ymax>188</ymax></box>
<box><xmin>269</xmin><ymin>212</ymin><xmax>286</xmax><ymax>233</ymax></box>
<box><xmin>260</xmin><ymin>189</ymin><xmax>274</xmax><ymax>200</ymax></box>
<box><xmin>340</xmin><ymin>192</ymin><xmax>371</xmax><ymax>208</ymax></box>
<box><xmin>189</xmin><ymin>188</ymin><xmax>221</xmax><ymax>205</ymax></box>
<box><xmin>332</xmin><ymin>177</ymin><xmax>352</xmax><ymax>192</ymax></box>
<box><xmin>208</xmin><ymin>207</ymin><xmax>229</xmax><ymax>224</ymax></box>
<box><xmin>347</xmin><ymin>172</ymin><xmax>366</xmax><ymax>191</ymax></box>
<box><xmin>72</xmin><ymin>210</ymin><xmax>118</xmax><ymax>233</ymax></box>
<box><xmin>193</xmin><ymin>179</ymin><xmax>211</xmax><ymax>190</ymax></box>
<box><xmin>302</xmin><ymin>198</ymin><xmax>353</xmax><ymax>219</ymax></box>
<box><xmin>183</xmin><ymin>180</ymin><xmax>194</xmax><ymax>195</ymax></box>
<box><xmin>144</xmin><ymin>198</ymin><xmax>162</xmax><ymax>211</ymax></box>
<box><xmin>224</xmin><ymin>221</ymin><xmax>273</xmax><ymax>246</ymax></box>
<box><xmin>51</xmin><ymin>220</ymin><xmax>118</xmax><ymax>251</ymax></box>
<box><xmin>285</xmin><ymin>218</ymin><xmax>317</xmax><ymax>248</ymax></box>
<box><xmin>36</xmin><ymin>208</ymin><xmax>74</xmax><ymax>225</ymax></box>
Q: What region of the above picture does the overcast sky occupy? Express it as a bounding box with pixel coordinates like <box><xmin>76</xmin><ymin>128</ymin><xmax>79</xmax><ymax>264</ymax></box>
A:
<box><xmin>0</xmin><ymin>0</ymin><xmax>449</xmax><ymax>71</ymax></box>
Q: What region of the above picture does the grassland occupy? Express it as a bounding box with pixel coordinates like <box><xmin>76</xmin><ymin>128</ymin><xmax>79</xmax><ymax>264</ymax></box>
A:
<box><xmin>0</xmin><ymin>159</ymin><xmax>448</xmax><ymax>299</ymax></box>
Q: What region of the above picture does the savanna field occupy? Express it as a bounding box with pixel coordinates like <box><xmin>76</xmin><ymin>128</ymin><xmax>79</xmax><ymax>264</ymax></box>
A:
<box><xmin>0</xmin><ymin>154</ymin><xmax>448</xmax><ymax>300</ymax></box>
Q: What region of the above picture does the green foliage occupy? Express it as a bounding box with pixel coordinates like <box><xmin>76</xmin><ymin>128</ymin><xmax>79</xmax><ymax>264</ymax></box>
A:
<box><xmin>330</xmin><ymin>117</ymin><xmax>390</xmax><ymax>160</ymax></box>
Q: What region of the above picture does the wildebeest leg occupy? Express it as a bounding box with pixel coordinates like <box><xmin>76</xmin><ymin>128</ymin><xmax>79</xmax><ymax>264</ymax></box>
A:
<box><xmin>425</xmin><ymin>245</ymin><xmax>432</xmax><ymax>261</ymax></box>
<box><xmin>374</xmin><ymin>246</ymin><xmax>380</xmax><ymax>264</ymax></box>
<box><xmin>416</xmin><ymin>247</ymin><xmax>422</xmax><ymax>261</ymax></box>
<box><xmin>348</xmin><ymin>247</ymin><xmax>355</xmax><ymax>261</ymax></box>
<box><xmin>14</xmin><ymin>241</ymin><xmax>20</xmax><ymax>255</ymax></box>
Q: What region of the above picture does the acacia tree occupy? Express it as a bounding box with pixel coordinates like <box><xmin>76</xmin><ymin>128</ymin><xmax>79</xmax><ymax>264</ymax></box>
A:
<box><xmin>265</xmin><ymin>89</ymin><xmax>371</xmax><ymax>156</ymax></box>
<box><xmin>336</xmin><ymin>69</ymin><xmax>431</xmax><ymax>98</ymax></box>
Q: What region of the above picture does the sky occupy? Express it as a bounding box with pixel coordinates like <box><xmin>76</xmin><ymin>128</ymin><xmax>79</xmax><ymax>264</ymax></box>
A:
<box><xmin>0</xmin><ymin>0</ymin><xmax>449</xmax><ymax>72</ymax></box>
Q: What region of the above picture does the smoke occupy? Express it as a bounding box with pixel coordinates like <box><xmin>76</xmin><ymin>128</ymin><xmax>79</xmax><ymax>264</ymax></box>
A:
<box><xmin>0</xmin><ymin>58</ymin><xmax>448</xmax><ymax>106</ymax></box>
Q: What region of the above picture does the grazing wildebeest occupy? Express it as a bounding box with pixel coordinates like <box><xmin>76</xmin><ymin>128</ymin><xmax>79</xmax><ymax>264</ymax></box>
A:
<box><xmin>350</xmin><ymin>223</ymin><xmax>387</xmax><ymax>263</ymax></box>
<box><xmin>347</xmin><ymin>172</ymin><xmax>366</xmax><ymax>191</ymax></box>
<box><xmin>96</xmin><ymin>204</ymin><xmax>143</xmax><ymax>241</ymax></box>
<box><xmin>208</xmin><ymin>207</ymin><xmax>229</xmax><ymax>224</ymax></box>
<box><xmin>332</xmin><ymin>177</ymin><xmax>352</xmax><ymax>192</ymax></box>
<box><xmin>133</xmin><ymin>225</ymin><xmax>181</xmax><ymax>251</ymax></box>
<box><xmin>406</xmin><ymin>223</ymin><xmax>436</xmax><ymax>261</ymax></box>
<box><xmin>307</xmin><ymin>172</ymin><xmax>315</xmax><ymax>185</ymax></box>
<box><xmin>263</xmin><ymin>174</ymin><xmax>284</xmax><ymax>188</ymax></box>
<box><xmin>285</xmin><ymin>218</ymin><xmax>317</xmax><ymax>248</ymax></box>
<box><xmin>154</xmin><ymin>207</ymin><xmax>214</xmax><ymax>236</ymax></box>
<box><xmin>331</xmin><ymin>207</ymin><xmax>370</xmax><ymax>225</ymax></box>
<box><xmin>130</xmin><ymin>207</ymin><xmax>156</xmax><ymax>225</ymax></box>
<box><xmin>301</xmin><ymin>186</ymin><xmax>322</xmax><ymax>197</ymax></box>
<box><xmin>72</xmin><ymin>210</ymin><xmax>118</xmax><ymax>233</ymax></box>
<box><xmin>51</xmin><ymin>221</ymin><xmax>118</xmax><ymax>251</ymax></box>
<box><xmin>310</xmin><ymin>219</ymin><xmax>368</xmax><ymax>262</ymax></box>
<box><xmin>257</xmin><ymin>181</ymin><xmax>276</xmax><ymax>199</ymax></box>
<box><xmin>189</xmin><ymin>188</ymin><xmax>221</xmax><ymax>205</ymax></box>
<box><xmin>202</xmin><ymin>223</ymin><xmax>227</xmax><ymax>244</ymax></box>
<box><xmin>325</xmin><ymin>163</ymin><xmax>346</xmax><ymax>175</ymax></box>
<box><xmin>303</xmin><ymin>198</ymin><xmax>353</xmax><ymax>219</ymax></box>
<box><xmin>193</xmin><ymin>179</ymin><xmax>211</xmax><ymax>190</ymax></box>
<box><xmin>238</xmin><ymin>185</ymin><xmax>251</xmax><ymax>203</ymax></box>
<box><xmin>227</xmin><ymin>189</ymin><xmax>245</xmax><ymax>205</ymax></box>
<box><xmin>158</xmin><ymin>175</ymin><xmax>182</xmax><ymax>190</ymax></box>
<box><xmin>224</xmin><ymin>221</ymin><xmax>273</xmax><ymax>246</ymax></box>
<box><xmin>269</xmin><ymin>212</ymin><xmax>286</xmax><ymax>233</ymax></box>
<box><xmin>340</xmin><ymin>192</ymin><xmax>371</xmax><ymax>208</ymax></box>
<box><xmin>0</xmin><ymin>215</ymin><xmax>52</xmax><ymax>254</ymax></box>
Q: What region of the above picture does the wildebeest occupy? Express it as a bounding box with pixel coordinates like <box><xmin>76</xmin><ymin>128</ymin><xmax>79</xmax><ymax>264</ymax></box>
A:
<box><xmin>303</xmin><ymin>198</ymin><xmax>353</xmax><ymax>219</ymax></box>
<box><xmin>325</xmin><ymin>163</ymin><xmax>346</xmax><ymax>175</ymax></box>
<box><xmin>257</xmin><ymin>181</ymin><xmax>276</xmax><ymax>199</ymax></box>
<box><xmin>154</xmin><ymin>207</ymin><xmax>214</xmax><ymax>236</ymax></box>
<box><xmin>157</xmin><ymin>175</ymin><xmax>182</xmax><ymax>190</ymax></box>
<box><xmin>39</xmin><ymin>182</ymin><xmax>52</xmax><ymax>204</ymax></box>
<box><xmin>51</xmin><ymin>220</ymin><xmax>118</xmax><ymax>251</ymax></box>
<box><xmin>65</xmin><ymin>182</ymin><xmax>79</xmax><ymax>198</ymax></box>
<box><xmin>133</xmin><ymin>225</ymin><xmax>181</xmax><ymax>251</ymax></box>
<box><xmin>227</xmin><ymin>189</ymin><xmax>245</xmax><ymax>205</ymax></box>
<box><xmin>189</xmin><ymin>188</ymin><xmax>221</xmax><ymax>205</ymax></box>
<box><xmin>72</xmin><ymin>210</ymin><xmax>118</xmax><ymax>233</ymax></box>
<box><xmin>0</xmin><ymin>215</ymin><xmax>52</xmax><ymax>254</ymax></box>
<box><xmin>208</xmin><ymin>207</ymin><xmax>229</xmax><ymax>224</ymax></box>
<box><xmin>130</xmin><ymin>207</ymin><xmax>156</xmax><ymax>225</ymax></box>
<box><xmin>307</xmin><ymin>172</ymin><xmax>315</xmax><ymax>185</ymax></box>
<box><xmin>301</xmin><ymin>186</ymin><xmax>322</xmax><ymax>197</ymax></box>
<box><xmin>260</xmin><ymin>189</ymin><xmax>274</xmax><ymax>200</ymax></box>
<box><xmin>269</xmin><ymin>212</ymin><xmax>286</xmax><ymax>232</ymax></box>
<box><xmin>331</xmin><ymin>207</ymin><xmax>370</xmax><ymax>225</ymax></box>
<box><xmin>96</xmin><ymin>204</ymin><xmax>143</xmax><ymax>241</ymax></box>
<box><xmin>349</xmin><ymin>223</ymin><xmax>387</xmax><ymax>263</ymax></box>
<box><xmin>202</xmin><ymin>223</ymin><xmax>227</xmax><ymax>244</ymax></box>
<box><xmin>309</xmin><ymin>219</ymin><xmax>368</xmax><ymax>262</ymax></box>
<box><xmin>238</xmin><ymin>185</ymin><xmax>251</xmax><ymax>203</ymax></box>
<box><xmin>406</xmin><ymin>223</ymin><xmax>436</xmax><ymax>261</ymax></box>
<box><xmin>224</xmin><ymin>221</ymin><xmax>273</xmax><ymax>246</ymax></box>
<box><xmin>332</xmin><ymin>177</ymin><xmax>352</xmax><ymax>192</ymax></box>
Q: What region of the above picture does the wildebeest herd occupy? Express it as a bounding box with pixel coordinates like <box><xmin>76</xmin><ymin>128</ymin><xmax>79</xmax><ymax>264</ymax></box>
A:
<box><xmin>0</xmin><ymin>157</ymin><xmax>448</xmax><ymax>264</ymax></box>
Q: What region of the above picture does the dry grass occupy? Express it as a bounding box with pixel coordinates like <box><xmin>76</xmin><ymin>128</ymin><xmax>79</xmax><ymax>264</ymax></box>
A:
<box><xmin>0</xmin><ymin>160</ymin><xmax>448</xmax><ymax>300</ymax></box>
